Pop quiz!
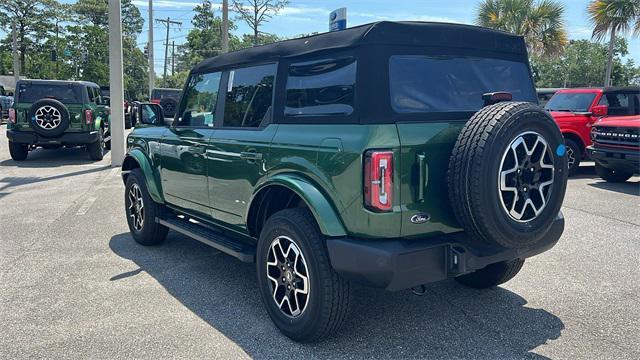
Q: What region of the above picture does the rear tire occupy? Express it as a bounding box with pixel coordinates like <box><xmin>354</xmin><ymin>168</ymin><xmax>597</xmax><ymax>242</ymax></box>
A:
<box><xmin>595</xmin><ymin>163</ymin><xmax>632</xmax><ymax>183</ymax></box>
<box><xmin>9</xmin><ymin>141</ymin><xmax>28</xmax><ymax>161</ymax></box>
<box><xmin>124</xmin><ymin>168</ymin><xmax>168</xmax><ymax>246</ymax></box>
<box><xmin>564</xmin><ymin>138</ymin><xmax>581</xmax><ymax>176</ymax></box>
<box><xmin>455</xmin><ymin>259</ymin><xmax>525</xmax><ymax>289</ymax></box>
<box><xmin>87</xmin><ymin>129</ymin><xmax>105</xmax><ymax>160</ymax></box>
<box><xmin>256</xmin><ymin>208</ymin><xmax>351</xmax><ymax>342</ymax></box>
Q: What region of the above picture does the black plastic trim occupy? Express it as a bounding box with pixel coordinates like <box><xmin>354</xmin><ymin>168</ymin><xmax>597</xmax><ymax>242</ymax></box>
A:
<box><xmin>7</xmin><ymin>130</ymin><xmax>100</xmax><ymax>145</ymax></box>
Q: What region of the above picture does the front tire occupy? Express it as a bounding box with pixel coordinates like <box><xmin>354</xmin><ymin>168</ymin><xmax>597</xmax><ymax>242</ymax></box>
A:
<box><xmin>455</xmin><ymin>259</ymin><xmax>525</xmax><ymax>289</ymax></box>
<box><xmin>124</xmin><ymin>168</ymin><xmax>168</xmax><ymax>245</ymax></box>
<box><xmin>256</xmin><ymin>208</ymin><xmax>351</xmax><ymax>342</ymax></box>
<box><xmin>595</xmin><ymin>163</ymin><xmax>632</xmax><ymax>183</ymax></box>
<box><xmin>9</xmin><ymin>141</ymin><xmax>28</xmax><ymax>161</ymax></box>
<box><xmin>564</xmin><ymin>138</ymin><xmax>581</xmax><ymax>176</ymax></box>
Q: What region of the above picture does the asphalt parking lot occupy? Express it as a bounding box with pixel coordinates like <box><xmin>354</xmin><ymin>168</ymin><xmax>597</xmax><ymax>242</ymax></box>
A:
<box><xmin>0</xmin><ymin>125</ymin><xmax>638</xmax><ymax>359</ymax></box>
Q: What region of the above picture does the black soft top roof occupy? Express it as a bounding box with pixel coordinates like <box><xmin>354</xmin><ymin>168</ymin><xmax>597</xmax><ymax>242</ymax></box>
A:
<box><xmin>192</xmin><ymin>21</ymin><xmax>527</xmax><ymax>73</ymax></box>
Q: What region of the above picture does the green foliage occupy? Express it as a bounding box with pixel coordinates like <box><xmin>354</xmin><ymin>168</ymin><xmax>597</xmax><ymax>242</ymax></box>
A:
<box><xmin>476</xmin><ymin>0</ymin><xmax>568</xmax><ymax>56</ymax></box>
<box><xmin>532</xmin><ymin>38</ymin><xmax>639</xmax><ymax>87</ymax></box>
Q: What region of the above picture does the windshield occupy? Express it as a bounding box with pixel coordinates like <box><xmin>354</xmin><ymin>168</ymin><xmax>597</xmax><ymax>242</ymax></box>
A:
<box><xmin>545</xmin><ymin>92</ymin><xmax>596</xmax><ymax>112</ymax></box>
<box><xmin>17</xmin><ymin>83</ymin><xmax>83</xmax><ymax>103</ymax></box>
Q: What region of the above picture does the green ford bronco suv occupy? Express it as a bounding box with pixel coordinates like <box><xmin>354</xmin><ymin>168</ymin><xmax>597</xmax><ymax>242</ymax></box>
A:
<box><xmin>122</xmin><ymin>22</ymin><xmax>568</xmax><ymax>341</ymax></box>
<box><xmin>7</xmin><ymin>80</ymin><xmax>110</xmax><ymax>161</ymax></box>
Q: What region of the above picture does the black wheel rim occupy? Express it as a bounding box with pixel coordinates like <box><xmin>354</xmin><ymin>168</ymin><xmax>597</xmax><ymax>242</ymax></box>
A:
<box><xmin>499</xmin><ymin>131</ymin><xmax>555</xmax><ymax>222</ymax></box>
<box><xmin>128</xmin><ymin>183</ymin><xmax>144</xmax><ymax>231</ymax></box>
<box><xmin>266</xmin><ymin>236</ymin><xmax>310</xmax><ymax>318</ymax></box>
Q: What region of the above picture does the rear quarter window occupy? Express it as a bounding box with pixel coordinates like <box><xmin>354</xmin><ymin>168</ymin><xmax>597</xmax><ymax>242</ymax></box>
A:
<box><xmin>389</xmin><ymin>55</ymin><xmax>536</xmax><ymax>113</ymax></box>
<box><xmin>285</xmin><ymin>57</ymin><xmax>356</xmax><ymax>117</ymax></box>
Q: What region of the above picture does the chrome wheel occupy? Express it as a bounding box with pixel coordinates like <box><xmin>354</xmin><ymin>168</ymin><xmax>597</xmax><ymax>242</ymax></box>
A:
<box><xmin>499</xmin><ymin>132</ymin><xmax>555</xmax><ymax>222</ymax></box>
<box><xmin>266</xmin><ymin>236</ymin><xmax>310</xmax><ymax>318</ymax></box>
<box><xmin>128</xmin><ymin>183</ymin><xmax>144</xmax><ymax>231</ymax></box>
<box><xmin>34</xmin><ymin>106</ymin><xmax>62</xmax><ymax>129</ymax></box>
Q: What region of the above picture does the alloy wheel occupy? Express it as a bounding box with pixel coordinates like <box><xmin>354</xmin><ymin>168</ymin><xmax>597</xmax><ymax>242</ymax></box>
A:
<box><xmin>35</xmin><ymin>106</ymin><xmax>62</xmax><ymax>129</ymax></box>
<box><xmin>128</xmin><ymin>183</ymin><xmax>144</xmax><ymax>231</ymax></box>
<box><xmin>499</xmin><ymin>131</ymin><xmax>555</xmax><ymax>222</ymax></box>
<box><xmin>266</xmin><ymin>236</ymin><xmax>310</xmax><ymax>318</ymax></box>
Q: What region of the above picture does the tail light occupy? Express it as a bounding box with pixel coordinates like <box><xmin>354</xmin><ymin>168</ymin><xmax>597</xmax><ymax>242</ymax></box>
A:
<box><xmin>8</xmin><ymin>108</ymin><xmax>16</xmax><ymax>124</ymax></box>
<box><xmin>150</xmin><ymin>99</ymin><xmax>160</xmax><ymax>104</ymax></box>
<box><xmin>85</xmin><ymin>109</ymin><xmax>93</xmax><ymax>124</ymax></box>
<box><xmin>364</xmin><ymin>150</ymin><xmax>394</xmax><ymax>212</ymax></box>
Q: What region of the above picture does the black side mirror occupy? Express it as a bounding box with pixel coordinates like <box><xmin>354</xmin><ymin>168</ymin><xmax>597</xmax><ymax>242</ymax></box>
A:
<box><xmin>135</xmin><ymin>102</ymin><xmax>165</xmax><ymax>126</ymax></box>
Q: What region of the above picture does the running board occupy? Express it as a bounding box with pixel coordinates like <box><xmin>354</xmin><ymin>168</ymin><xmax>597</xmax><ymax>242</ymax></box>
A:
<box><xmin>157</xmin><ymin>217</ymin><xmax>255</xmax><ymax>263</ymax></box>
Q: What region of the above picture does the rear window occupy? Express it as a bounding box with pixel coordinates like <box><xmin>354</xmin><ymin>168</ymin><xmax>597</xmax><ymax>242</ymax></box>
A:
<box><xmin>223</xmin><ymin>63</ymin><xmax>276</xmax><ymax>128</ymax></box>
<box><xmin>389</xmin><ymin>55</ymin><xmax>536</xmax><ymax>113</ymax></box>
<box><xmin>285</xmin><ymin>57</ymin><xmax>356</xmax><ymax>117</ymax></box>
<box><xmin>545</xmin><ymin>93</ymin><xmax>596</xmax><ymax>112</ymax></box>
<box><xmin>151</xmin><ymin>89</ymin><xmax>181</xmax><ymax>99</ymax></box>
<box><xmin>17</xmin><ymin>83</ymin><xmax>83</xmax><ymax>104</ymax></box>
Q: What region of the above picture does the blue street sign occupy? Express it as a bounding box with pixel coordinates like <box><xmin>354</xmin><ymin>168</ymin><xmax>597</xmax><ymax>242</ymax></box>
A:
<box><xmin>330</xmin><ymin>8</ymin><xmax>347</xmax><ymax>32</ymax></box>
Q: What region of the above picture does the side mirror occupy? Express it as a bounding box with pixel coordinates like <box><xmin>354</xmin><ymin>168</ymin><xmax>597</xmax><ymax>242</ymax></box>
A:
<box><xmin>135</xmin><ymin>102</ymin><xmax>165</xmax><ymax>126</ymax></box>
<box><xmin>102</xmin><ymin>96</ymin><xmax>111</xmax><ymax>106</ymax></box>
<box><xmin>7</xmin><ymin>91</ymin><xmax>13</xmax><ymax>97</ymax></box>
<box><xmin>591</xmin><ymin>104</ymin><xmax>608</xmax><ymax>117</ymax></box>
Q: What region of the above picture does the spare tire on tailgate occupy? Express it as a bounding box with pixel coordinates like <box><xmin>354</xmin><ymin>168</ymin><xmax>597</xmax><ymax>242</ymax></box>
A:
<box><xmin>28</xmin><ymin>98</ymin><xmax>70</xmax><ymax>138</ymax></box>
<box><xmin>448</xmin><ymin>102</ymin><xmax>567</xmax><ymax>249</ymax></box>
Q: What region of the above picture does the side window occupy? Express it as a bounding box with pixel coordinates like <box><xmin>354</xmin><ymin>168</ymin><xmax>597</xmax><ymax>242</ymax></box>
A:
<box><xmin>599</xmin><ymin>93</ymin><xmax>632</xmax><ymax>116</ymax></box>
<box><xmin>285</xmin><ymin>57</ymin><xmax>356</xmax><ymax>117</ymax></box>
<box><xmin>177</xmin><ymin>72</ymin><xmax>222</xmax><ymax>127</ymax></box>
<box><xmin>87</xmin><ymin>87</ymin><xmax>96</xmax><ymax>103</ymax></box>
<box><xmin>223</xmin><ymin>63</ymin><xmax>276</xmax><ymax>128</ymax></box>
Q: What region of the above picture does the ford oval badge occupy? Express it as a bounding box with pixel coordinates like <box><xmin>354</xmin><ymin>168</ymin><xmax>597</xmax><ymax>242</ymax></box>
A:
<box><xmin>410</xmin><ymin>213</ymin><xmax>430</xmax><ymax>224</ymax></box>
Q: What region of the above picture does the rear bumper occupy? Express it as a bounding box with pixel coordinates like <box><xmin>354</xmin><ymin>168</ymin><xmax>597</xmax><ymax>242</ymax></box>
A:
<box><xmin>7</xmin><ymin>130</ymin><xmax>99</xmax><ymax>145</ymax></box>
<box><xmin>587</xmin><ymin>146</ymin><xmax>640</xmax><ymax>174</ymax></box>
<box><xmin>327</xmin><ymin>212</ymin><xmax>564</xmax><ymax>291</ymax></box>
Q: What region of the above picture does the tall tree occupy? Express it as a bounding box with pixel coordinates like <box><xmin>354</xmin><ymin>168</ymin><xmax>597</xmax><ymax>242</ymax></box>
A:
<box><xmin>476</xmin><ymin>0</ymin><xmax>568</xmax><ymax>57</ymax></box>
<box><xmin>0</xmin><ymin>0</ymin><xmax>58</xmax><ymax>74</ymax></box>
<box><xmin>232</xmin><ymin>0</ymin><xmax>289</xmax><ymax>46</ymax></box>
<box><xmin>588</xmin><ymin>0</ymin><xmax>640</xmax><ymax>86</ymax></box>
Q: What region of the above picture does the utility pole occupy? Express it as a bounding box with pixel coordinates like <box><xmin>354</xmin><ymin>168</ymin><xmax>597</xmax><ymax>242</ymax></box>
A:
<box><xmin>108</xmin><ymin>0</ymin><xmax>125</xmax><ymax>167</ymax></box>
<box><xmin>148</xmin><ymin>0</ymin><xmax>154</xmax><ymax>98</ymax></box>
<box><xmin>156</xmin><ymin>17</ymin><xmax>181</xmax><ymax>86</ymax></box>
<box><xmin>222</xmin><ymin>0</ymin><xmax>229</xmax><ymax>53</ymax></box>
<box><xmin>171</xmin><ymin>41</ymin><xmax>175</xmax><ymax>76</ymax></box>
<box><xmin>12</xmin><ymin>21</ymin><xmax>20</xmax><ymax>84</ymax></box>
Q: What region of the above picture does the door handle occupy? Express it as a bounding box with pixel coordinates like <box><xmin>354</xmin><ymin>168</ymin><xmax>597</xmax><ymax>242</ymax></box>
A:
<box><xmin>240</xmin><ymin>151</ymin><xmax>263</xmax><ymax>161</ymax></box>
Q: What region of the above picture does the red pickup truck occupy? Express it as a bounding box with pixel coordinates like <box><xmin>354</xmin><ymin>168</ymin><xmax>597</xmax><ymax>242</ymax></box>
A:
<box><xmin>544</xmin><ymin>87</ymin><xmax>640</xmax><ymax>174</ymax></box>
<box><xmin>587</xmin><ymin>115</ymin><xmax>640</xmax><ymax>182</ymax></box>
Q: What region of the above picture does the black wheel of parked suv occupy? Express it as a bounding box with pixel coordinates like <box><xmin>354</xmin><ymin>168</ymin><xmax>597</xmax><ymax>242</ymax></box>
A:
<box><xmin>124</xmin><ymin>168</ymin><xmax>168</xmax><ymax>246</ymax></box>
<box><xmin>9</xmin><ymin>141</ymin><xmax>29</xmax><ymax>161</ymax></box>
<box><xmin>564</xmin><ymin>138</ymin><xmax>581</xmax><ymax>176</ymax></box>
<box><xmin>455</xmin><ymin>258</ymin><xmax>525</xmax><ymax>289</ymax></box>
<box><xmin>160</xmin><ymin>98</ymin><xmax>177</xmax><ymax>118</ymax></box>
<box><xmin>28</xmin><ymin>98</ymin><xmax>70</xmax><ymax>138</ymax></box>
<box><xmin>256</xmin><ymin>208</ymin><xmax>352</xmax><ymax>342</ymax></box>
<box><xmin>87</xmin><ymin>128</ymin><xmax>105</xmax><ymax>161</ymax></box>
<box><xmin>448</xmin><ymin>102</ymin><xmax>568</xmax><ymax>249</ymax></box>
<box><xmin>595</xmin><ymin>163</ymin><xmax>632</xmax><ymax>183</ymax></box>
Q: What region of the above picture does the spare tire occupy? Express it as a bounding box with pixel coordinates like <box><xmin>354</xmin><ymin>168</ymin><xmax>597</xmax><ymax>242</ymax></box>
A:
<box><xmin>29</xmin><ymin>98</ymin><xmax>70</xmax><ymax>138</ymax></box>
<box><xmin>448</xmin><ymin>102</ymin><xmax>568</xmax><ymax>249</ymax></box>
<box><xmin>160</xmin><ymin>98</ymin><xmax>177</xmax><ymax>118</ymax></box>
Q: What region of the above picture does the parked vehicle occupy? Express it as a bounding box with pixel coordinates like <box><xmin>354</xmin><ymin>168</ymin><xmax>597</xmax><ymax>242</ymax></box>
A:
<box><xmin>100</xmin><ymin>86</ymin><xmax>133</xmax><ymax>129</ymax></box>
<box><xmin>150</xmin><ymin>87</ymin><xmax>181</xmax><ymax>119</ymax></box>
<box><xmin>545</xmin><ymin>87</ymin><xmax>640</xmax><ymax>174</ymax></box>
<box><xmin>122</xmin><ymin>21</ymin><xmax>568</xmax><ymax>342</ymax></box>
<box><xmin>0</xmin><ymin>84</ymin><xmax>14</xmax><ymax>122</ymax></box>
<box><xmin>537</xmin><ymin>88</ymin><xmax>564</xmax><ymax>107</ymax></box>
<box><xmin>588</xmin><ymin>115</ymin><xmax>639</xmax><ymax>182</ymax></box>
<box><xmin>7</xmin><ymin>80</ymin><xmax>110</xmax><ymax>161</ymax></box>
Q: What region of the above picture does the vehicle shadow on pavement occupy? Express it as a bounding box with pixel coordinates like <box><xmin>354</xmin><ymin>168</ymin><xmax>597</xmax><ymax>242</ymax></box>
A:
<box><xmin>0</xmin><ymin>165</ymin><xmax>109</xmax><ymax>194</ymax></box>
<box><xmin>568</xmin><ymin>164</ymin><xmax>596</xmax><ymax>180</ymax></box>
<box><xmin>0</xmin><ymin>146</ymin><xmax>108</xmax><ymax>167</ymax></box>
<box><xmin>588</xmin><ymin>180</ymin><xmax>640</xmax><ymax>196</ymax></box>
<box><xmin>109</xmin><ymin>232</ymin><xmax>564</xmax><ymax>359</ymax></box>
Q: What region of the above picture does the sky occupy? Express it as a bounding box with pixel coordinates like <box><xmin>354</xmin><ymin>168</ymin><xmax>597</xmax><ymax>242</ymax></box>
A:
<box><xmin>6</xmin><ymin>0</ymin><xmax>640</xmax><ymax>75</ymax></box>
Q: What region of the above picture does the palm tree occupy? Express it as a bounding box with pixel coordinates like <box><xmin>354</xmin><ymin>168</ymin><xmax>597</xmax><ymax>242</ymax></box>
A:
<box><xmin>588</xmin><ymin>0</ymin><xmax>640</xmax><ymax>86</ymax></box>
<box><xmin>476</xmin><ymin>0</ymin><xmax>568</xmax><ymax>57</ymax></box>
